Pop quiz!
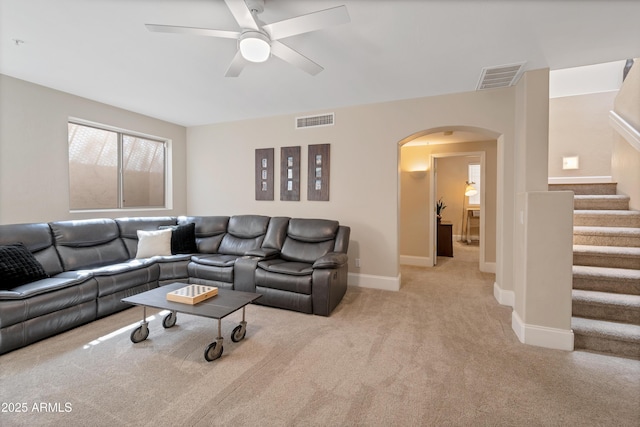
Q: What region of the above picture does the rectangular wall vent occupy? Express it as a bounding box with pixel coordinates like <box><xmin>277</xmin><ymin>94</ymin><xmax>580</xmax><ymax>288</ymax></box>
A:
<box><xmin>296</xmin><ymin>113</ymin><xmax>334</xmax><ymax>129</ymax></box>
<box><xmin>476</xmin><ymin>62</ymin><xmax>526</xmax><ymax>90</ymax></box>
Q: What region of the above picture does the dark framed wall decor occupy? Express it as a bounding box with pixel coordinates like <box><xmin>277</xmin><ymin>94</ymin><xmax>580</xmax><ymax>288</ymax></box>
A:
<box><xmin>255</xmin><ymin>148</ymin><xmax>274</xmax><ymax>200</ymax></box>
<box><xmin>307</xmin><ymin>143</ymin><xmax>330</xmax><ymax>201</ymax></box>
<box><xmin>280</xmin><ymin>146</ymin><xmax>301</xmax><ymax>201</ymax></box>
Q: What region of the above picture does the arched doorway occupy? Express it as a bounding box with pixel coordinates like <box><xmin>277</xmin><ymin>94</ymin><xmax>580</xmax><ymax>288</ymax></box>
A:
<box><xmin>398</xmin><ymin>126</ymin><xmax>499</xmax><ymax>274</ymax></box>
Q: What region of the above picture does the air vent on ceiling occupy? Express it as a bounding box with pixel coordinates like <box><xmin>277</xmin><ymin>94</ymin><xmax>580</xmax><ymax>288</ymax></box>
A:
<box><xmin>476</xmin><ymin>62</ymin><xmax>526</xmax><ymax>90</ymax></box>
<box><xmin>296</xmin><ymin>113</ymin><xmax>334</xmax><ymax>129</ymax></box>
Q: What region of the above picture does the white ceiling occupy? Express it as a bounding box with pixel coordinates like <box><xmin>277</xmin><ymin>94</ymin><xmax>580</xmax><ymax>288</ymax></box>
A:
<box><xmin>1</xmin><ymin>0</ymin><xmax>639</xmax><ymax>127</ymax></box>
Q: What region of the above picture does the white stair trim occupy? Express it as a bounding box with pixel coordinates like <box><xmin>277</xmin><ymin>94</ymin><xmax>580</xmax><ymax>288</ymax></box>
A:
<box><xmin>548</xmin><ymin>176</ymin><xmax>613</xmax><ymax>184</ymax></box>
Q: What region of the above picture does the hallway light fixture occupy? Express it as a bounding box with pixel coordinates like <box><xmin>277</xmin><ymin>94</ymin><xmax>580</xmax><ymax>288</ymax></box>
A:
<box><xmin>465</xmin><ymin>181</ymin><xmax>478</xmax><ymax>196</ymax></box>
<box><xmin>409</xmin><ymin>170</ymin><xmax>427</xmax><ymax>179</ymax></box>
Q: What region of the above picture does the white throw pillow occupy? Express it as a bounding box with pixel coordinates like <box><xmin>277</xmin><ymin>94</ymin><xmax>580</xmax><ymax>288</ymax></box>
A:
<box><xmin>136</xmin><ymin>228</ymin><xmax>172</xmax><ymax>258</ymax></box>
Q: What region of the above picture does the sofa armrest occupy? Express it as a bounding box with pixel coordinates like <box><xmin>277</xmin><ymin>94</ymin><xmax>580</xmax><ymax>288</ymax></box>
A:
<box><xmin>312</xmin><ymin>252</ymin><xmax>348</xmax><ymax>269</ymax></box>
<box><xmin>234</xmin><ymin>256</ymin><xmax>260</xmax><ymax>293</ymax></box>
<box><xmin>312</xmin><ymin>264</ymin><xmax>348</xmax><ymax>316</ymax></box>
<box><xmin>245</xmin><ymin>248</ymin><xmax>280</xmax><ymax>259</ymax></box>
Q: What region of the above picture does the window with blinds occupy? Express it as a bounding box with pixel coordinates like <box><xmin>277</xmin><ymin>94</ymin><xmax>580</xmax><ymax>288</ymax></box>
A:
<box><xmin>68</xmin><ymin>121</ymin><xmax>167</xmax><ymax>210</ymax></box>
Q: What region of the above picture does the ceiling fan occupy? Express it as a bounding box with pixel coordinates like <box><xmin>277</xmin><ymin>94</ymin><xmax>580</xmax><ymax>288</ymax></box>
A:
<box><xmin>145</xmin><ymin>0</ymin><xmax>350</xmax><ymax>77</ymax></box>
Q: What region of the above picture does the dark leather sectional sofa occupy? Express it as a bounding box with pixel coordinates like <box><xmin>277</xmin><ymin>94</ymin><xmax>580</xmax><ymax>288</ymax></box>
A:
<box><xmin>0</xmin><ymin>215</ymin><xmax>350</xmax><ymax>355</ymax></box>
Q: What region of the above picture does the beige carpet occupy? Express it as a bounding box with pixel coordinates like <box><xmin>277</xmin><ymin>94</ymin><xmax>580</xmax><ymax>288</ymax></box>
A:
<box><xmin>1</xmin><ymin>242</ymin><xmax>639</xmax><ymax>426</ymax></box>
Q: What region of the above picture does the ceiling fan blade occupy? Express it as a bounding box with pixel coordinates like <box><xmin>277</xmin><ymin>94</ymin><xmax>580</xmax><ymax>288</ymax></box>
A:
<box><xmin>271</xmin><ymin>41</ymin><xmax>323</xmax><ymax>76</ymax></box>
<box><xmin>145</xmin><ymin>24</ymin><xmax>239</xmax><ymax>39</ymax></box>
<box><xmin>263</xmin><ymin>5</ymin><xmax>350</xmax><ymax>40</ymax></box>
<box><xmin>225</xmin><ymin>50</ymin><xmax>246</xmax><ymax>77</ymax></box>
<box><xmin>224</xmin><ymin>0</ymin><xmax>259</xmax><ymax>31</ymax></box>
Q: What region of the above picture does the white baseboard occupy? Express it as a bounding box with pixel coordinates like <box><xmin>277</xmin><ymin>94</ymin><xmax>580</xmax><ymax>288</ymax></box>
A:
<box><xmin>548</xmin><ymin>176</ymin><xmax>613</xmax><ymax>184</ymax></box>
<box><xmin>399</xmin><ymin>255</ymin><xmax>431</xmax><ymax>267</ymax></box>
<box><xmin>493</xmin><ymin>282</ymin><xmax>514</xmax><ymax>307</ymax></box>
<box><xmin>348</xmin><ymin>272</ymin><xmax>401</xmax><ymax>291</ymax></box>
<box><xmin>512</xmin><ymin>311</ymin><xmax>574</xmax><ymax>351</ymax></box>
<box><xmin>481</xmin><ymin>261</ymin><xmax>496</xmax><ymax>274</ymax></box>
<box><xmin>401</xmin><ymin>256</ymin><xmax>494</xmax><ymax>273</ymax></box>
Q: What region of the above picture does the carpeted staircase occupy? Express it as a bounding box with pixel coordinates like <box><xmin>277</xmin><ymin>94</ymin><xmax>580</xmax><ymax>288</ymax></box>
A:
<box><xmin>550</xmin><ymin>182</ymin><xmax>640</xmax><ymax>359</ymax></box>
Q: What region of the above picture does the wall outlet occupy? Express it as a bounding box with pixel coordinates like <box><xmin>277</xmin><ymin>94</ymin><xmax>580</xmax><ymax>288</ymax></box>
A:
<box><xmin>355</xmin><ymin>258</ymin><xmax>361</xmax><ymax>268</ymax></box>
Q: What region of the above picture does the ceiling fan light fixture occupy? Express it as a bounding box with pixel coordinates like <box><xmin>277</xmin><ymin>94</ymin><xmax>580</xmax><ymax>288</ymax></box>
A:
<box><xmin>239</xmin><ymin>31</ymin><xmax>270</xmax><ymax>63</ymax></box>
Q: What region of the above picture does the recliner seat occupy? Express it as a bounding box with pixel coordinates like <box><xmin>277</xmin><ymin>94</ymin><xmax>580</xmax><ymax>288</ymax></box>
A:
<box><xmin>254</xmin><ymin>218</ymin><xmax>350</xmax><ymax>316</ymax></box>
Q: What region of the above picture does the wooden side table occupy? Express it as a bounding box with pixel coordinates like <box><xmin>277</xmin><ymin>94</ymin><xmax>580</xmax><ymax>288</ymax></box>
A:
<box><xmin>437</xmin><ymin>222</ymin><xmax>453</xmax><ymax>257</ymax></box>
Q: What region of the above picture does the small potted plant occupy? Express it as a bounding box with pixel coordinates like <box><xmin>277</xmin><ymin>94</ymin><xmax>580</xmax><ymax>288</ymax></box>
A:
<box><xmin>436</xmin><ymin>197</ymin><xmax>446</xmax><ymax>222</ymax></box>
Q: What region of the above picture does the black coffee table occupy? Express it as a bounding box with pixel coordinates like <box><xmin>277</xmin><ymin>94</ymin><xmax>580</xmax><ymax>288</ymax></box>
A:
<box><xmin>122</xmin><ymin>282</ymin><xmax>261</xmax><ymax>362</ymax></box>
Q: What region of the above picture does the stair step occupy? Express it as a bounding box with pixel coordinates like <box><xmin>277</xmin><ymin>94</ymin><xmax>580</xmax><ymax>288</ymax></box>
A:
<box><xmin>573</xmin><ymin>265</ymin><xmax>640</xmax><ymax>295</ymax></box>
<box><xmin>549</xmin><ymin>182</ymin><xmax>618</xmax><ymax>195</ymax></box>
<box><xmin>572</xmin><ymin>289</ymin><xmax>640</xmax><ymax>324</ymax></box>
<box><xmin>574</xmin><ymin>210</ymin><xmax>640</xmax><ymax>227</ymax></box>
<box><xmin>573</xmin><ymin>245</ymin><xmax>640</xmax><ymax>270</ymax></box>
<box><xmin>572</xmin><ymin>317</ymin><xmax>640</xmax><ymax>359</ymax></box>
<box><xmin>574</xmin><ymin>195</ymin><xmax>630</xmax><ymax>210</ymax></box>
<box><xmin>574</xmin><ymin>195</ymin><xmax>631</xmax><ymax>211</ymax></box>
<box><xmin>573</xmin><ymin>226</ymin><xmax>640</xmax><ymax>247</ymax></box>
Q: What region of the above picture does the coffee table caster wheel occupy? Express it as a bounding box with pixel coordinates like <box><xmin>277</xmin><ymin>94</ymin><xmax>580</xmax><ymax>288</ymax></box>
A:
<box><xmin>231</xmin><ymin>324</ymin><xmax>246</xmax><ymax>342</ymax></box>
<box><xmin>162</xmin><ymin>311</ymin><xmax>177</xmax><ymax>329</ymax></box>
<box><xmin>130</xmin><ymin>324</ymin><xmax>149</xmax><ymax>343</ymax></box>
<box><xmin>204</xmin><ymin>341</ymin><xmax>223</xmax><ymax>362</ymax></box>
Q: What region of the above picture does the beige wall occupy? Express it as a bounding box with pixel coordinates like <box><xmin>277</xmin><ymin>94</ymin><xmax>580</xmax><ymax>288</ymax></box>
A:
<box><xmin>548</xmin><ymin>91</ymin><xmax>616</xmax><ymax>178</ymax></box>
<box><xmin>0</xmin><ymin>74</ymin><xmax>187</xmax><ymax>224</ymax></box>
<box><xmin>513</xmin><ymin>69</ymin><xmax>574</xmax><ymax>349</ymax></box>
<box><xmin>615</xmin><ymin>59</ymin><xmax>640</xmax><ymax>130</ymax></box>
<box><xmin>611</xmin><ymin>134</ymin><xmax>640</xmax><ymax>210</ymax></box>
<box><xmin>187</xmin><ymin>90</ymin><xmax>514</xmax><ymax>285</ymax></box>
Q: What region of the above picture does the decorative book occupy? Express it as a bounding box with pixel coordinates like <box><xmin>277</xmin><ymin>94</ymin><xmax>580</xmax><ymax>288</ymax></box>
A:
<box><xmin>166</xmin><ymin>285</ymin><xmax>218</xmax><ymax>305</ymax></box>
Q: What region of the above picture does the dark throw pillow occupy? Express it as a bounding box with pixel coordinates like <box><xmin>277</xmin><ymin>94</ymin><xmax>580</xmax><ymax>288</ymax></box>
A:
<box><xmin>0</xmin><ymin>243</ymin><xmax>48</xmax><ymax>289</ymax></box>
<box><xmin>159</xmin><ymin>223</ymin><xmax>197</xmax><ymax>254</ymax></box>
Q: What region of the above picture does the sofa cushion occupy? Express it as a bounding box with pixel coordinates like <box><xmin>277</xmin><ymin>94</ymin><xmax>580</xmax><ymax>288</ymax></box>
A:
<box><xmin>279</xmin><ymin>218</ymin><xmax>339</xmax><ymax>263</ymax></box>
<box><xmin>257</xmin><ymin>259</ymin><xmax>313</xmax><ymax>276</ymax></box>
<box><xmin>287</xmin><ymin>218</ymin><xmax>339</xmax><ymax>243</ymax></box>
<box><xmin>0</xmin><ymin>271</ymin><xmax>95</xmax><ymax>301</ymax></box>
<box><xmin>280</xmin><ymin>239</ymin><xmax>335</xmax><ymax>264</ymax></box>
<box><xmin>191</xmin><ymin>254</ymin><xmax>239</xmax><ymax>267</ymax></box>
<box><xmin>50</xmin><ymin>219</ymin><xmax>129</xmax><ymax>270</ymax></box>
<box><xmin>0</xmin><ymin>273</ymin><xmax>97</xmax><ymax>329</ymax></box>
<box><xmin>116</xmin><ymin>217</ymin><xmax>177</xmax><ymax>258</ymax></box>
<box><xmin>227</xmin><ymin>215</ymin><xmax>270</xmax><ymax>239</ymax></box>
<box><xmin>0</xmin><ymin>243</ymin><xmax>48</xmax><ymax>289</ymax></box>
<box><xmin>178</xmin><ymin>216</ymin><xmax>229</xmax><ymax>253</ymax></box>
<box><xmin>0</xmin><ymin>222</ymin><xmax>64</xmax><ymax>276</ymax></box>
<box><xmin>135</xmin><ymin>229</ymin><xmax>172</xmax><ymax>258</ymax></box>
<box><xmin>86</xmin><ymin>259</ymin><xmax>156</xmax><ymax>276</ymax></box>
<box><xmin>217</xmin><ymin>215</ymin><xmax>269</xmax><ymax>256</ymax></box>
<box><xmin>159</xmin><ymin>223</ymin><xmax>197</xmax><ymax>254</ymax></box>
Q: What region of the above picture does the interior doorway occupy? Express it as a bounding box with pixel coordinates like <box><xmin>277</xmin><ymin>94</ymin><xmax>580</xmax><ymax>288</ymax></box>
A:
<box><xmin>432</xmin><ymin>153</ymin><xmax>484</xmax><ymax>267</ymax></box>
<box><xmin>399</xmin><ymin>127</ymin><xmax>497</xmax><ymax>274</ymax></box>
